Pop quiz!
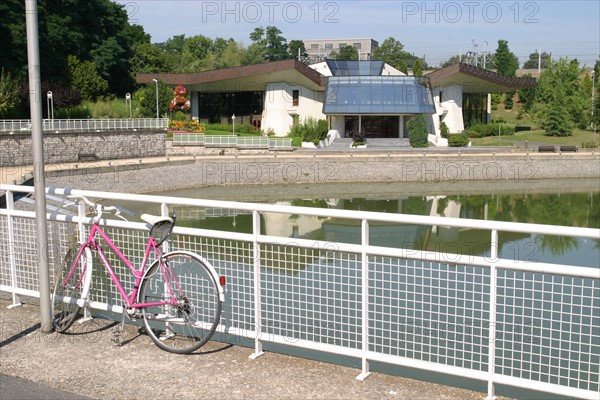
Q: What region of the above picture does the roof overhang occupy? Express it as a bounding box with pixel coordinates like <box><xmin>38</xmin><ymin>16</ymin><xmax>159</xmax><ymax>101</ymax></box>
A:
<box><xmin>426</xmin><ymin>63</ymin><xmax>536</xmax><ymax>94</ymax></box>
<box><xmin>136</xmin><ymin>59</ymin><xmax>326</xmax><ymax>92</ymax></box>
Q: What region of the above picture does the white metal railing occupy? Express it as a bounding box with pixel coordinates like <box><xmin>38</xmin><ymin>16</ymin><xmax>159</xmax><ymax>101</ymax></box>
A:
<box><xmin>173</xmin><ymin>134</ymin><xmax>292</xmax><ymax>150</ymax></box>
<box><xmin>0</xmin><ymin>119</ymin><xmax>169</xmax><ymax>133</ymax></box>
<box><xmin>0</xmin><ymin>184</ymin><xmax>598</xmax><ymax>400</ymax></box>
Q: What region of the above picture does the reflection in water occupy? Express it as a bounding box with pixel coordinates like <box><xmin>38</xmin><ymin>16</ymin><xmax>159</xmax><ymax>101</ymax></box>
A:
<box><xmin>146</xmin><ymin>190</ymin><xmax>599</xmax><ymax>269</ymax></box>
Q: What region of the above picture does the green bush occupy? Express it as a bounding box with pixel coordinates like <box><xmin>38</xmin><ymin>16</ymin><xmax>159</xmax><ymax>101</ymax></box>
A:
<box><xmin>289</xmin><ymin>117</ymin><xmax>328</xmax><ymax>145</ymax></box>
<box><xmin>407</xmin><ymin>115</ymin><xmax>429</xmax><ymax>147</ymax></box>
<box><xmin>581</xmin><ymin>141</ymin><xmax>598</xmax><ymax>149</ymax></box>
<box><xmin>466</xmin><ymin>123</ymin><xmax>515</xmax><ymax>138</ymax></box>
<box><xmin>205</xmin><ymin>123</ymin><xmax>255</xmax><ymax>134</ymax></box>
<box><xmin>448</xmin><ymin>133</ymin><xmax>469</xmax><ymax>147</ymax></box>
<box><xmin>440</xmin><ymin>121</ymin><xmax>450</xmax><ymax>138</ymax></box>
<box><xmin>53</xmin><ymin>105</ymin><xmax>91</xmax><ymax>119</ymax></box>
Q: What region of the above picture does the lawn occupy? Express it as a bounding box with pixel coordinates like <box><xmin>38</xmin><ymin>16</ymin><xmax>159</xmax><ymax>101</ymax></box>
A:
<box><xmin>470</xmin><ymin>129</ymin><xmax>599</xmax><ymax>147</ymax></box>
<box><xmin>470</xmin><ymin>100</ymin><xmax>598</xmax><ymax>147</ymax></box>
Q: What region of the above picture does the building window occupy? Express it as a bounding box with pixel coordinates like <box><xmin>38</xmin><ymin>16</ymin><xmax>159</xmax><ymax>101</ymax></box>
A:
<box><xmin>292</xmin><ymin>90</ymin><xmax>300</xmax><ymax>106</ymax></box>
<box><xmin>325</xmin><ymin>43</ymin><xmax>333</xmax><ymax>50</ymax></box>
<box><xmin>339</xmin><ymin>43</ymin><xmax>347</xmax><ymax>48</ymax></box>
<box><xmin>311</xmin><ymin>43</ymin><xmax>319</xmax><ymax>49</ymax></box>
<box><xmin>353</xmin><ymin>43</ymin><xmax>362</xmax><ymax>49</ymax></box>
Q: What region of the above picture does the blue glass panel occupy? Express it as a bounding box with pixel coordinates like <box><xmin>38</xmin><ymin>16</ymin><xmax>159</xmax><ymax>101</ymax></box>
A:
<box><xmin>323</xmin><ymin>76</ymin><xmax>435</xmax><ymax>115</ymax></box>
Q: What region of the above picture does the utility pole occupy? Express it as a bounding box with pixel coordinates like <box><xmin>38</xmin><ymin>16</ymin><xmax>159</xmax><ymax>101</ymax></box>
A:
<box><xmin>25</xmin><ymin>0</ymin><xmax>52</xmax><ymax>333</ymax></box>
<box><xmin>538</xmin><ymin>46</ymin><xmax>542</xmax><ymax>73</ymax></box>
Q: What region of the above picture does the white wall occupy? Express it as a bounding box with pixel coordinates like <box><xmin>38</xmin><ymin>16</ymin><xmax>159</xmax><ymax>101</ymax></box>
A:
<box><xmin>262</xmin><ymin>83</ymin><xmax>326</xmax><ymax>136</ymax></box>
<box><xmin>432</xmin><ymin>83</ymin><xmax>464</xmax><ymax>135</ymax></box>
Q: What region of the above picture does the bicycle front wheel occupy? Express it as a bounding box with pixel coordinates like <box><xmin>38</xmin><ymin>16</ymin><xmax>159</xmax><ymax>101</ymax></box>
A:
<box><xmin>52</xmin><ymin>244</ymin><xmax>88</xmax><ymax>332</ymax></box>
<box><xmin>139</xmin><ymin>252</ymin><xmax>222</xmax><ymax>354</ymax></box>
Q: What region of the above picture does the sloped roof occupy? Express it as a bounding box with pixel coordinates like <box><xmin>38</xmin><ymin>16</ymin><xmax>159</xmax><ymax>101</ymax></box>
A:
<box><xmin>426</xmin><ymin>63</ymin><xmax>536</xmax><ymax>93</ymax></box>
<box><xmin>136</xmin><ymin>59</ymin><xmax>326</xmax><ymax>88</ymax></box>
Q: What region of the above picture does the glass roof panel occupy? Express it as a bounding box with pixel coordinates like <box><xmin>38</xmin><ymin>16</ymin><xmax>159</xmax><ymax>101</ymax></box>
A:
<box><xmin>323</xmin><ymin>76</ymin><xmax>436</xmax><ymax>115</ymax></box>
<box><xmin>326</xmin><ymin>60</ymin><xmax>385</xmax><ymax>76</ymax></box>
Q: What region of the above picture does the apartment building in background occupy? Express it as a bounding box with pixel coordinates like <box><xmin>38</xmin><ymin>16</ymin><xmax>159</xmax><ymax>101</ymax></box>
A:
<box><xmin>302</xmin><ymin>39</ymin><xmax>378</xmax><ymax>62</ymax></box>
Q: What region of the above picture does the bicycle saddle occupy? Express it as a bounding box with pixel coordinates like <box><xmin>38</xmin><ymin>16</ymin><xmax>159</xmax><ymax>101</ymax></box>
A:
<box><xmin>141</xmin><ymin>214</ymin><xmax>173</xmax><ymax>226</ymax></box>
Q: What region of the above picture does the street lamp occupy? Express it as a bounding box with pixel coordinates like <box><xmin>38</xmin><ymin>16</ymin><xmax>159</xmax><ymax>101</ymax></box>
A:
<box><xmin>46</xmin><ymin>91</ymin><xmax>53</xmax><ymax>120</ymax></box>
<box><xmin>152</xmin><ymin>79</ymin><xmax>159</xmax><ymax>119</ymax></box>
<box><xmin>125</xmin><ymin>93</ymin><xmax>132</xmax><ymax>117</ymax></box>
<box><xmin>232</xmin><ymin>114</ymin><xmax>236</xmax><ymax>134</ymax></box>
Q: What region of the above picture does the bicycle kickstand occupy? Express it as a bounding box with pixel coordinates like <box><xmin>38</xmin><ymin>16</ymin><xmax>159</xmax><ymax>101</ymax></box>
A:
<box><xmin>110</xmin><ymin>308</ymin><xmax>128</xmax><ymax>346</ymax></box>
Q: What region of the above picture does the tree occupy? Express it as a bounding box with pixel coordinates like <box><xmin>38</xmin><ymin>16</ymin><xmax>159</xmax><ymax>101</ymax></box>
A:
<box><xmin>593</xmin><ymin>61</ymin><xmax>600</xmax><ymax>129</ymax></box>
<box><xmin>130</xmin><ymin>42</ymin><xmax>173</xmax><ymax>74</ymax></box>
<box><xmin>523</xmin><ymin>51</ymin><xmax>552</xmax><ymax>70</ymax></box>
<box><xmin>337</xmin><ymin>45</ymin><xmax>359</xmax><ymax>61</ymax></box>
<box><xmin>0</xmin><ymin>68</ymin><xmax>20</xmax><ymax>118</ymax></box>
<box><xmin>441</xmin><ymin>55</ymin><xmax>462</xmax><ymax>68</ymax></box>
<box><xmin>68</xmin><ymin>55</ymin><xmax>109</xmax><ymax>101</ymax></box>
<box><xmin>372</xmin><ymin>37</ymin><xmax>413</xmax><ymax>72</ymax></box>
<box><xmin>535</xmin><ymin>58</ymin><xmax>589</xmax><ymax>134</ymax></box>
<box><xmin>288</xmin><ymin>40</ymin><xmax>308</xmax><ymax>61</ymax></box>
<box><xmin>412</xmin><ymin>59</ymin><xmax>423</xmax><ymax>77</ymax></box>
<box><xmin>135</xmin><ymin>81</ymin><xmax>172</xmax><ymax>118</ymax></box>
<box><xmin>494</xmin><ymin>40</ymin><xmax>519</xmax><ymax>76</ymax></box>
<box><xmin>517</xmin><ymin>73</ymin><xmax>536</xmax><ymax>111</ymax></box>
<box><xmin>407</xmin><ymin>114</ymin><xmax>429</xmax><ymax>147</ymax></box>
<box><xmin>248</xmin><ymin>26</ymin><xmax>290</xmax><ymax>62</ymax></box>
<box><xmin>0</xmin><ymin>0</ymin><xmax>146</xmax><ymax>95</ymax></box>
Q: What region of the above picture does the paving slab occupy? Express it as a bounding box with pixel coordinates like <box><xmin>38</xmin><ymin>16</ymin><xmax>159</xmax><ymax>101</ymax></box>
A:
<box><xmin>0</xmin><ymin>299</ymin><xmax>503</xmax><ymax>400</ymax></box>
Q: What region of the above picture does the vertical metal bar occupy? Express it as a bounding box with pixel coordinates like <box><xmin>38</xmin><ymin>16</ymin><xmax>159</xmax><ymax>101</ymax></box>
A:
<box><xmin>25</xmin><ymin>0</ymin><xmax>52</xmax><ymax>333</ymax></box>
<box><xmin>6</xmin><ymin>190</ymin><xmax>22</xmax><ymax>308</ymax></box>
<box><xmin>486</xmin><ymin>229</ymin><xmax>498</xmax><ymax>400</ymax></box>
<box><xmin>356</xmin><ymin>219</ymin><xmax>371</xmax><ymax>380</ymax></box>
<box><xmin>160</xmin><ymin>203</ymin><xmax>170</xmax><ymax>253</ymax></box>
<box><xmin>77</xmin><ymin>200</ymin><xmax>93</xmax><ymax>321</ymax></box>
<box><xmin>249</xmin><ymin>210</ymin><xmax>264</xmax><ymax>359</ymax></box>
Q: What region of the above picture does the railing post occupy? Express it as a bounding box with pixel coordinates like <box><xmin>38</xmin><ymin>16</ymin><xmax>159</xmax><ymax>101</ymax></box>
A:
<box><xmin>356</xmin><ymin>219</ymin><xmax>371</xmax><ymax>380</ymax></box>
<box><xmin>78</xmin><ymin>200</ymin><xmax>93</xmax><ymax>322</ymax></box>
<box><xmin>6</xmin><ymin>190</ymin><xmax>22</xmax><ymax>308</ymax></box>
<box><xmin>486</xmin><ymin>229</ymin><xmax>498</xmax><ymax>400</ymax></box>
<box><xmin>249</xmin><ymin>210</ymin><xmax>264</xmax><ymax>359</ymax></box>
<box><xmin>161</xmin><ymin>203</ymin><xmax>170</xmax><ymax>253</ymax></box>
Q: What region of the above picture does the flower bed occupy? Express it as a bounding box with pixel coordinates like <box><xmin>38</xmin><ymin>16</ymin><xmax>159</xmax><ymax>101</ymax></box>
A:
<box><xmin>168</xmin><ymin>119</ymin><xmax>205</xmax><ymax>133</ymax></box>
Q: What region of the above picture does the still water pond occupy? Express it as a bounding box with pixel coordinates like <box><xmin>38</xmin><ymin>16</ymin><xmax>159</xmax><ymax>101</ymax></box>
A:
<box><xmin>131</xmin><ymin>179</ymin><xmax>600</xmax><ymax>269</ymax></box>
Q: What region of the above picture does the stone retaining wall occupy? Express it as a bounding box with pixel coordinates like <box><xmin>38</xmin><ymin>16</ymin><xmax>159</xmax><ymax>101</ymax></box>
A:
<box><xmin>0</xmin><ymin>130</ymin><xmax>166</xmax><ymax>166</ymax></box>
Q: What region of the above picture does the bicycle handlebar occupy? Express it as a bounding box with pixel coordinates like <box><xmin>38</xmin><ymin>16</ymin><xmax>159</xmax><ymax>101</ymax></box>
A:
<box><xmin>67</xmin><ymin>195</ymin><xmax>128</xmax><ymax>222</ymax></box>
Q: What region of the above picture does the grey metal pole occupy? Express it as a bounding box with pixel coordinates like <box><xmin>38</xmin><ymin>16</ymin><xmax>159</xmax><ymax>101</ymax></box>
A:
<box><xmin>153</xmin><ymin>79</ymin><xmax>159</xmax><ymax>119</ymax></box>
<box><xmin>25</xmin><ymin>0</ymin><xmax>52</xmax><ymax>333</ymax></box>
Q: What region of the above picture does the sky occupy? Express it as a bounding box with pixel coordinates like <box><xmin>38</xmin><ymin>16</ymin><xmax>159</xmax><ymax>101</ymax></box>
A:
<box><xmin>115</xmin><ymin>0</ymin><xmax>600</xmax><ymax>67</ymax></box>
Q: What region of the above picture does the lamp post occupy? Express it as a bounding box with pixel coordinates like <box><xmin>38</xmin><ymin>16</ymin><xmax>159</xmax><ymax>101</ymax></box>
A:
<box><xmin>152</xmin><ymin>79</ymin><xmax>159</xmax><ymax>120</ymax></box>
<box><xmin>125</xmin><ymin>93</ymin><xmax>132</xmax><ymax>118</ymax></box>
<box><xmin>46</xmin><ymin>91</ymin><xmax>53</xmax><ymax>120</ymax></box>
<box><xmin>232</xmin><ymin>114</ymin><xmax>236</xmax><ymax>135</ymax></box>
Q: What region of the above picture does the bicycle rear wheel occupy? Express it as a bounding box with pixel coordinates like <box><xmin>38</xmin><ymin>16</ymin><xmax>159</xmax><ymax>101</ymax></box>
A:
<box><xmin>52</xmin><ymin>244</ymin><xmax>88</xmax><ymax>332</ymax></box>
<box><xmin>139</xmin><ymin>252</ymin><xmax>222</xmax><ymax>354</ymax></box>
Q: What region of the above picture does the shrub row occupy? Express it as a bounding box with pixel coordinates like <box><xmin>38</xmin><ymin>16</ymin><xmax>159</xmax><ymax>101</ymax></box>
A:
<box><xmin>466</xmin><ymin>123</ymin><xmax>515</xmax><ymax>138</ymax></box>
<box><xmin>288</xmin><ymin>118</ymin><xmax>328</xmax><ymax>145</ymax></box>
<box><xmin>205</xmin><ymin>123</ymin><xmax>256</xmax><ymax>134</ymax></box>
<box><xmin>448</xmin><ymin>133</ymin><xmax>469</xmax><ymax>147</ymax></box>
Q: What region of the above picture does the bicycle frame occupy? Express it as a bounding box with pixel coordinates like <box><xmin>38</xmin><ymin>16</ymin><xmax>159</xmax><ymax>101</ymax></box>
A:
<box><xmin>69</xmin><ymin>221</ymin><xmax>178</xmax><ymax>310</ymax></box>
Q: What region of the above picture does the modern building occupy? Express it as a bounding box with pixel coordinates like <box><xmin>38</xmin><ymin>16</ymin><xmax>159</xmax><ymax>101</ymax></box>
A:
<box><xmin>136</xmin><ymin>60</ymin><xmax>535</xmax><ymax>145</ymax></box>
<box><xmin>303</xmin><ymin>39</ymin><xmax>378</xmax><ymax>62</ymax></box>
<box><xmin>426</xmin><ymin>63</ymin><xmax>536</xmax><ymax>142</ymax></box>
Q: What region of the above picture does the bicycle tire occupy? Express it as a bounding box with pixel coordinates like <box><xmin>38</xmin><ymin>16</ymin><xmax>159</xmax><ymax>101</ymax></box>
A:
<box><xmin>52</xmin><ymin>244</ymin><xmax>88</xmax><ymax>332</ymax></box>
<box><xmin>139</xmin><ymin>251</ymin><xmax>222</xmax><ymax>354</ymax></box>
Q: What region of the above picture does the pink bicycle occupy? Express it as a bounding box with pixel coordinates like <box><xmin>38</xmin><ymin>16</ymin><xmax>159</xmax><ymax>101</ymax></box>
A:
<box><xmin>52</xmin><ymin>195</ymin><xmax>225</xmax><ymax>354</ymax></box>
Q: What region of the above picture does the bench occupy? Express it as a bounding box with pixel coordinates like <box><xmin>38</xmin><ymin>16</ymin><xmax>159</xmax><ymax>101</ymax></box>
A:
<box><xmin>78</xmin><ymin>152</ymin><xmax>99</xmax><ymax>162</ymax></box>
<box><xmin>560</xmin><ymin>145</ymin><xmax>578</xmax><ymax>152</ymax></box>
<box><xmin>538</xmin><ymin>145</ymin><xmax>556</xmax><ymax>153</ymax></box>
